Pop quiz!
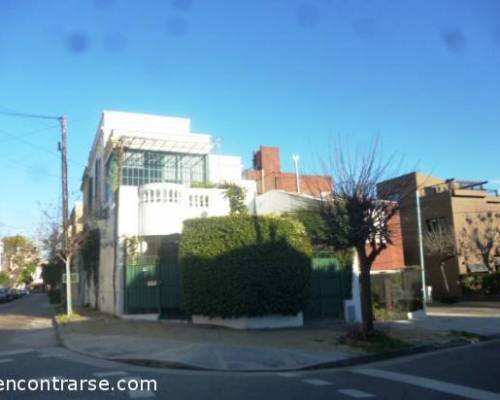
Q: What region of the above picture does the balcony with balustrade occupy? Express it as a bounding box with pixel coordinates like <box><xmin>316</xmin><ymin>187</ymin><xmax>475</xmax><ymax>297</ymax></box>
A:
<box><xmin>137</xmin><ymin>183</ymin><xmax>230</xmax><ymax>236</ymax></box>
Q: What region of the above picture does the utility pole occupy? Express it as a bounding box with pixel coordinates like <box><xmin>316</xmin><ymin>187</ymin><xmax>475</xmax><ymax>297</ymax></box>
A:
<box><xmin>292</xmin><ymin>154</ymin><xmax>300</xmax><ymax>194</ymax></box>
<box><xmin>416</xmin><ymin>188</ymin><xmax>428</xmax><ymax>312</ymax></box>
<box><xmin>59</xmin><ymin>115</ymin><xmax>72</xmax><ymax>315</ymax></box>
<box><xmin>0</xmin><ymin>109</ymin><xmax>72</xmax><ymax>314</ymax></box>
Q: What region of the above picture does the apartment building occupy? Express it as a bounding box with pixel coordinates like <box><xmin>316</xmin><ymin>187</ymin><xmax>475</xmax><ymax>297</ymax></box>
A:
<box><xmin>378</xmin><ymin>172</ymin><xmax>500</xmax><ymax>298</ymax></box>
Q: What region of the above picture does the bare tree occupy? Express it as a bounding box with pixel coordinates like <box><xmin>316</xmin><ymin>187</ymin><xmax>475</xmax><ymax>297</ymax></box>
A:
<box><xmin>423</xmin><ymin>227</ymin><xmax>456</xmax><ymax>293</ymax></box>
<box><xmin>458</xmin><ymin>212</ymin><xmax>500</xmax><ymax>273</ymax></box>
<box><xmin>323</xmin><ymin>139</ymin><xmax>404</xmax><ymax>334</ymax></box>
<box><xmin>39</xmin><ymin>209</ymin><xmax>86</xmax><ymax>315</ymax></box>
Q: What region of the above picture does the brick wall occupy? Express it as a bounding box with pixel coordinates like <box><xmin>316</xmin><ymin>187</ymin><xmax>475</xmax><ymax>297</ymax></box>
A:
<box><xmin>371</xmin><ymin>212</ymin><xmax>406</xmax><ymax>271</ymax></box>
<box><xmin>244</xmin><ymin>146</ymin><xmax>332</xmax><ymax>196</ymax></box>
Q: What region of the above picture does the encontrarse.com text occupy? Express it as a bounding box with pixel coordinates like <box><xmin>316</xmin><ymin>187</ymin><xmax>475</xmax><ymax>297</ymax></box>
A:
<box><xmin>0</xmin><ymin>377</ymin><xmax>157</xmax><ymax>392</ymax></box>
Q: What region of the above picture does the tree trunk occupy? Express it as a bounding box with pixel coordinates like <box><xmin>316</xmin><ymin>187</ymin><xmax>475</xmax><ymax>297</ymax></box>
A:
<box><xmin>357</xmin><ymin>246</ymin><xmax>374</xmax><ymax>334</ymax></box>
<box><xmin>65</xmin><ymin>256</ymin><xmax>73</xmax><ymax>316</ymax></box>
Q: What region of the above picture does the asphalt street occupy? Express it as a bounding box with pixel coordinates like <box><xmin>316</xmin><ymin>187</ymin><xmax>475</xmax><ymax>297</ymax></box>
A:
<box><xmin>0</xmin><ymin>294</ymin><xmax>499</xmax><ymax>399</ymax></box>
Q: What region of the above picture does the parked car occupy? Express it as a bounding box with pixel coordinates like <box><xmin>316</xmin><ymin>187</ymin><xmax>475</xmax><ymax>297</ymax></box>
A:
<box><xmin>0</xmin><ymin>288</ymin><xmax>10</xmax><ymax>303</ymax></box>
<box><xmin>19</xmin><ymin>288</ymin><xmax>29</xmax><ymax>296</ymax></box>
<box><xmin>7</xmin><ymin>288</ymin><xmax>18</xmax><ymax>300</ymax></box>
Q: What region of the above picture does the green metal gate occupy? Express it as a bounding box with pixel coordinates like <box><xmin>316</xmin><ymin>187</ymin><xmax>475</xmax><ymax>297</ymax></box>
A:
<box><xmin>125</xmin><ymin>263</ymin><xmax>159</xmax><ymax>314</ymax></box>
<box><xmin>124</xmin><ymin>235</ymin><xmax>184</xmax><ymax>316</ymax></box>
<box><xmin>305</xmin><ymin>258</ymin><xmax>352</xmax><ymax>319</ymax></box>
<box><xmin>125</xmin><ymin>245</ymin><xmax>352</xmax><ymax>320</ymax></box>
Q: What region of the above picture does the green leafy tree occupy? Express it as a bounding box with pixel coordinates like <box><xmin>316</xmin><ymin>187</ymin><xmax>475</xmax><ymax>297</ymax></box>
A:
<box><xmin>221</xmin><ymin>183</ymin><xmax>248</xmax><ymax>215</ymax></box>
<box><xmin>0</xmin><ymin>272</ymin><xmax>11</xmax><ymax>287</ymax></box>
<box><xmin>2</xmin><ymin>235</ymin><xmax>40</xmax><ymax>285</ymax></box>
<box><xmin>19</xmin><ymin>264</ymin><xmax>36</xmax><ymax>285</ymax></box>
<box><xmin>41</xmin><ymin>261</ymin><xmax>64</xmax><ymax>288</ymax></box>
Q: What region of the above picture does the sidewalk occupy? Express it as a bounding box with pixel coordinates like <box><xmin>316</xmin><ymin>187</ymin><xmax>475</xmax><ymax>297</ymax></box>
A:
<box><xmin>402</xmin><ymin>302</ymin><xmax>500</xmax><ymax>337</ymax></box>
<box><xmin>54</xmin><ymin>308</ymin><xmax>470</xmax><ymax>372</ymax></box>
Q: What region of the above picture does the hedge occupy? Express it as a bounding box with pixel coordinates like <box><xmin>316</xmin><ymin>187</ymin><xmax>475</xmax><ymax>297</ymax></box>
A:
<box><xmin>180</xmin><ymin>215</ymin><xmax>313</xmax><ymax>318</ymax></box>
<box><xmin>461</xmin><ymin>272</ymin><xmax>500</xmax><ymax>295</ymax></box>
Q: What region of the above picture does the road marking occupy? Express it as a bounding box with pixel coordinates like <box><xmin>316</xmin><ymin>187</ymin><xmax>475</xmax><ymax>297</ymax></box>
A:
<box><xmin>276</xmin><ymin>372</ymin><xmax>301</xmax><ymax>378</ymax></box>
<box><xmin>302</xmin><ymin>379</ymin><xmax>332</xmax><ymax>386</ymax></box>
<box><xmin>354</xmin><ymin>368</ymin><xmax>500</xmax><ymax>400</ymax></box>
<box><xmin>0</xmin><ymin>358</ymin><xmax>13</xmax><ymax>363</ymax></box>
<box><xmin>123</xmin><ymin>376</ymin><xmax>156</xmax><ymax>399</ymax></box>
<box><xmin>93</xmin><ymin>371</ymin><xmax>128</xmax><ymax>378</ymax></box>
<box><xmin>39</xmin><ymin>353</ymin><xmax>67</xmax><ymax>358</ymax></box>
<box><xmin>0</xmin><ymin>349</ymin><xmax>33</xmax><ymax>357</ymax></box>
<box><xmin>337</xmin><ymin>388</ymin><xmax>375</xmax><ymax>398</ymax></box>
<box><xmin>128</xmin><ymin>390</ymin><xmax>155</xmax><ymax>399</ymax></box>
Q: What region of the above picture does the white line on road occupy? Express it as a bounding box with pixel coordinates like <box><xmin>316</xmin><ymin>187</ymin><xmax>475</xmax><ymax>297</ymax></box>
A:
<box><xmin>128</xmin><ymin>390</ymin><xmax>156</xmax><ymax>399</ymax></box>
<box><xmin>123</xmin><ymin>376</ymin><xmax>156</xmax><ymax>399</ymax></box>
<box><xmin>0</xmin><ymin>358</ymin><xmax>13</xmax><ymax>363</ymax></box>
<box><xmin>337</xmin><ymin>388</ymin><xmax>375</xmax><ymax>398</ymax></box>
<box><xmin>354</xmin><ymin>368</ymin><xmax>500</xmax><ymax>400</ymax></box>
<box><xmin>302</xmin><ymin>379</ymin><xmax>332</xmax><ymax>386</ymax></box>
<box><xmin>0</xmin><ymin>349</ymin><xmax>33</xmax><ymax>357</ymax></box>
<box><xmin>39</xmin><ymin>353</ymin><xmax>67</xmax><ymax>358</ymax></box>
<box><xmin>276</xmin><ymin>372</ymin><xmax>301</xmax><ymax>378</ymax></box>
<box><xmin>93</xmin><ymin>371</ymin><xmax>129</xmax><ymax>378</ymax></box>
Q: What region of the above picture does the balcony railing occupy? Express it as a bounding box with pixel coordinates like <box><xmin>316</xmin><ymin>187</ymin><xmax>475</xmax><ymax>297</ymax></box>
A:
<box><xmin>138</xmin><ymin>184</ymin><xmax>220</xmax><ymax>209</ymax></box>
<box><xmin>137</xmin><ymin>183</ymin><xmax>230</xmax><ymax>235</ymax></box>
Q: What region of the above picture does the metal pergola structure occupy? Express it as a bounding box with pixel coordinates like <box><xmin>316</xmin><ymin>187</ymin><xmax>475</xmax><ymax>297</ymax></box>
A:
<box><xmin>105</xmin><ymin>129</ymin><xmax>216</xmax><ymax>173</ymax></box>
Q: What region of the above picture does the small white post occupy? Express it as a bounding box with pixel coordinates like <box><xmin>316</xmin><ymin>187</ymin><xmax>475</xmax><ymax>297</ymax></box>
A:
<box><xmin>344</xmin><ymin>250</ymin><xmax>362</xmax><ymax>323</ymax></box>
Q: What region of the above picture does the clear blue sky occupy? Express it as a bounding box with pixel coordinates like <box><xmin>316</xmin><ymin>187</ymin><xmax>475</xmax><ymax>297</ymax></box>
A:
<box><xmin>0</xmin><ymin>0</ymin><xmax>499</xmax><ymax>236</ymax></box>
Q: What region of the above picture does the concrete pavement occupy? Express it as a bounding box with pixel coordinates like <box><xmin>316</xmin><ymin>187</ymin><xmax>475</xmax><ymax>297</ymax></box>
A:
<box><xmin>54</xmin><ymin>306</ymin><xmax>474</xmax><ymax>372</ymax></box>
<box><xmin>0</xmin><ymin>293</ymin><xmax>58</xmax><ymax>352</ymax></box>
<box><xmin>56</xmin><ymin>311</ymin><xmax>360</xmax><ymax>371</ymax></box>
<box><xmin>395</xmin><ymin>302</ymin><xmax>500</xmax><ymax>337</ymax></box>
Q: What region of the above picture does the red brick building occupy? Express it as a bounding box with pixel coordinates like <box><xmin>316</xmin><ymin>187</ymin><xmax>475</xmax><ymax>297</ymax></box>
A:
<box><xmin>245</xmin><ymin>146</ymin><xmax>405</xmax><ymax>271</ymax></box>
<box><xmin>371</xmin><ymin>212</ymin><xmax>406</xmax><ymax>271</ymax></box>
<box><xmin>243</xmin><ymin>146</ymin><xmax>332</xmax><ymax>196</ymax></box>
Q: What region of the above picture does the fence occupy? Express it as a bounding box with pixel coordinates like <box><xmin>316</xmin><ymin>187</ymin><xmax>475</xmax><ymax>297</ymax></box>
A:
<box><xmin>371</xmin><ymin>266</ymin><xmax>423</xmax><ymax>320</ymax></box>
<box><xmin>124</xmin><ymin>239</ymin><xmax>353</xmax><ymax>320</ymax></box>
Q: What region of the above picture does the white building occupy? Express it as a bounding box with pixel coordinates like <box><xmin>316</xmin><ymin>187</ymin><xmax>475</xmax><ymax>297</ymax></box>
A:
<box><xmin>81</xmin><ymin>111</ymin><xmax>256</xmax><ymax>316</ymax></box>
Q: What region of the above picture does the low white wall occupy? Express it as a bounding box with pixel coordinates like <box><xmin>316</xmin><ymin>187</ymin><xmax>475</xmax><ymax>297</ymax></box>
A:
<box><xmin>192</xmin><ymin>312</ymin><xmax>303</xmax><ymax>330</ymax></box>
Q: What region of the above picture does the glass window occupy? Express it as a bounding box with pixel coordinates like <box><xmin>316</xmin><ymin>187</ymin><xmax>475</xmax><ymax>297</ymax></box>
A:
<box><xmin>120</xmin><ymin>149</ymin><xmax>206</xmax><ymax>187</ymax></box>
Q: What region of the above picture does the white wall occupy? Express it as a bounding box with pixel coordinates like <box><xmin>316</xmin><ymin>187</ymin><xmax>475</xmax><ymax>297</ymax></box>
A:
<box><xmin>254</xmin><ymin>190</ymin><xmax>319</xmax><ymax>215</ymax></box>
<box><xmin>102</xmin><ymin>111</ymin><xmax>192</xmax><ymax>135</ymax></box>
<box><xmin>207</xmin><ymin>154</ymin><xmax>243</xmax><ymax>184</ymax></box>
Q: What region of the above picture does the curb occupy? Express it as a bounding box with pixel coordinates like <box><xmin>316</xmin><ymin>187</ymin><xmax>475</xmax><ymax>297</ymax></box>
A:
<box><xmin>105</xmin><ymin>338</ymin><xmax>477</xmax><ymax>373</ymax></box>
<box><xmin>51</xmin><ymin>315</ymin><xmax>500</xmax><ymax>373</ymax></box>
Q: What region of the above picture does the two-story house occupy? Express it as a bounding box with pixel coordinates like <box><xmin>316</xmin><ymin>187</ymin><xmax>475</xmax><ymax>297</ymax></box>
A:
<box><xmin>81</xmin><ymin>111</ymin><xmax>257</xmax><ymax>315</ymax></box>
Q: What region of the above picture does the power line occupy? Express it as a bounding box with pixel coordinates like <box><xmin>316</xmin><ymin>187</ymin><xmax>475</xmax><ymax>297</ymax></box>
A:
<box><xmin>0</xmin><ymin>107</ymin><xmax>59</xmax><ymax>121</ymax></box>
<box><xmin>0</xmin><ymin>127</ymin><xmax>86</xmax><ymax>167</ymax></box>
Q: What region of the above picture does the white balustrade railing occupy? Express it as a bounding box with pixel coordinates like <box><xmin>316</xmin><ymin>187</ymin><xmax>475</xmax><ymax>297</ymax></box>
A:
<box><xmin>138</xmin><ymin>183</ymin><xmax>227</xmax><ymax>211</ymax></box>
